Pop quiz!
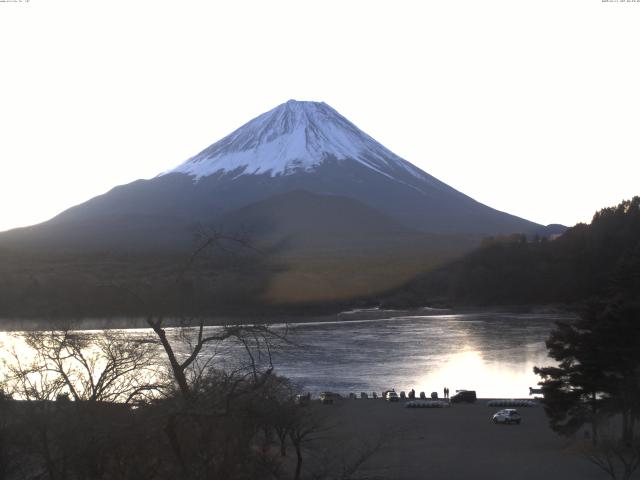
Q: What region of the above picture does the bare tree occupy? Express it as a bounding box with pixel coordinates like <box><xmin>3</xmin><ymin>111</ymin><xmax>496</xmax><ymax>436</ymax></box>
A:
<box><xmin>334</xmin><ymin>437</ymin><xmax>385</xmax><ymax>480</ymax></box>
<box><xmin>0</xmin><ymin>330</ymin><xmax>169</xmax><ymax>480</ymax></box>
<box><xmin>4</xmin><ymin>330</ymin><xmax>164</xmax><ymax>404</ymax></box>
<box><xmin>128</xmin><ymin>231</ymin><xmax>294</xmax><ymax>479</ymax></box>
<box><xmin>0</xmin><ymin>390</ymin><xmax>25</xmax><ymax>480</ymax></box>
<box><xmin>583</xmin><ymin>422</ymin><xmax>640</xmax><ymax>480</ymax></box>
<box><xmin>145</xmin><ymin>317</ymin><xmax>285</xmax><ymax>402</ymax></box>
<box><xmin>287</xmin><ymin>408</ymin><xmax>326</xmax><ymax>480</ymax></box>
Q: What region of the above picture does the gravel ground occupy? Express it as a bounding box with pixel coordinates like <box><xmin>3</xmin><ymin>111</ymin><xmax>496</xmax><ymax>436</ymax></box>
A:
<box><xmin>305</xmin><ymin>398</ymin><xmax>608</xmax><ymax>480</ymax></box>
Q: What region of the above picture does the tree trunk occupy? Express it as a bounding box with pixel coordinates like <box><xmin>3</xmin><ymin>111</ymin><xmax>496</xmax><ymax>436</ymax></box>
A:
<box><xmin>276</xmin><ymin>430</ymin><xmax>287</xmax><ymax>457</ymax></box>
<box><xmin>622</xmin><ymin>410</ymin><xmax>630</xmax><ymax>446</ymax></box>
<box><xmin>164</xmin><ymin>414</ymin><xmax>189</xmax><ymax>478</ymax></box>
<box><xmin>591</xmin><ymin>392</ymin><xmax>598</xmax><ymax>447</ymax></box>
<box><xmin>294</xmin><ymin>443</ymin><xmax>302</xmax><ymax>480</ymax></box>
<box><xmin>147</xmin><ymin>318</ymin><xmax>191</xmax><ymax>401</ymax></box>
<box><xmin>40</xmin><ymin>426</ymin><xmax>58</xmax><ymax>480</ymax></box>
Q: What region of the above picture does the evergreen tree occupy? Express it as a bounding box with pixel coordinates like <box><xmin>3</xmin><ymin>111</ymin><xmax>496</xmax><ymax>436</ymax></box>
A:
<box><xmin>534</xmin><ymin>300</ymin><xmax>640</xmax><ymax>445</ymax></box>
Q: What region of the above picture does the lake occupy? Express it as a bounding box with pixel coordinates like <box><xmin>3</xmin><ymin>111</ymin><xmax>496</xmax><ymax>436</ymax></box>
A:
<box><xmin>266</xmin><ymin>312</ymin><xmax>568</xmax><ymax>398</ymax></box>
<box><xmin>0</xmin><ymin>312</ymin><xmax>570</xmax><ymax>399</ymax></box>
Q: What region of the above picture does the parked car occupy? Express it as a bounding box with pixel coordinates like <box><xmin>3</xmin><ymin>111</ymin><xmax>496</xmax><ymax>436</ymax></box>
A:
<box><xmin>384</xmin><ymin>390</ymin><xmax>399</xmax><ymax>402</ymax></box>
<box><xmin>492</xmin><ymin>409</ymin><xmax>522</xmax><ymax>425</ymax></box>
<box><xmin>450</xmin><ymin>390</ymin><xmax>477</xmax><ymax>403</ymax></box>
<box><xmin>319</xmin><ymin>392</ymin><xmax>339</xmax><ymax>404</ymax></box>
<box><xmin>294</xmin><ymin>393</ymin><xmax>310</xmax><ymax>406</ymax></box>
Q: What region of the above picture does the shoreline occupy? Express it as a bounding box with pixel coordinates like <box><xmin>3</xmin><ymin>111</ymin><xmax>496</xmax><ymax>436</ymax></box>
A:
<box><xmin>0</xmin><ymin>304</ymin><xmax>574</xmax><ymax>332</ymax></box>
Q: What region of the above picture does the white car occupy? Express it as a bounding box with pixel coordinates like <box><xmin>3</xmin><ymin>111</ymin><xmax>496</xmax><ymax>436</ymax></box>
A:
<box><xmin>492</xmin><ymin>408</ymin><xmax>522</xmax><ymax>425</ymax></box>
<box><xmin>384</xmin><ymin>390</ymin><xmax>400</xmax><ymax>402</ymax></box>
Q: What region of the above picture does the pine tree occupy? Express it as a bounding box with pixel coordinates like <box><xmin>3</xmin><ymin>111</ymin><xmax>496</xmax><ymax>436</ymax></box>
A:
<box><xmin>534</xmin><ymin>301</ymin><xmax>640</xmax><ymax>445</ymax></box>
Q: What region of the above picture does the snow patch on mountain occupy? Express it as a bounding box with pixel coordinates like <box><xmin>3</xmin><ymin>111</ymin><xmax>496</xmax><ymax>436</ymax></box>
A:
<box><xmin>164</xmin><ymin>100</ymin><xmax>430</xmax><ymax>183</ymax></box>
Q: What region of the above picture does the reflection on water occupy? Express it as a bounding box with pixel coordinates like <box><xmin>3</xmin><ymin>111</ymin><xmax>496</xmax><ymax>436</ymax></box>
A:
<box><xmin>263</xmin><ymin>313</ymin><xmax>570</xmax><ymax>398</ymax></box>
<box><xmin>0</xmin><ymin>313</ymin><xmax>571</xmax><ymax>399</ymax></box>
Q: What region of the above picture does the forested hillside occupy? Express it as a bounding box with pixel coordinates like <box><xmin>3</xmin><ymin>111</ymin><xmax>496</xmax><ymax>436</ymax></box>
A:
<box><xmin>386</xmin><ymin>197</ymin><xmax>640</xmax><ymax>307</ymax></box>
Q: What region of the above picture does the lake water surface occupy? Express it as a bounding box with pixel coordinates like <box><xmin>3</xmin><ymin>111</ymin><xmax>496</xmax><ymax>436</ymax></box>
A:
<box><xmin>0</xmin><ymin>312</ymin><xmax>571</xmax><ymax>399</ymax></box>
<box><xmin>266</xmin><ymin>312</ymin><xmax>568</xmax><ymax>398</ymax></box>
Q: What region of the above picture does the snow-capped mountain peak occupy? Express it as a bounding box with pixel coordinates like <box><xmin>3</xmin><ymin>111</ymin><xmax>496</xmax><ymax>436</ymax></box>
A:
<box><xmin>164</xmin><ymin>100</ymin><xmax>427</xmax><ymax>181</ymax></box>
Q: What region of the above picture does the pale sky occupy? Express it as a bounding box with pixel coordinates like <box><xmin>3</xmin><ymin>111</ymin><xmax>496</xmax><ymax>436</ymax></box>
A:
<box><xmin>1</xmin><ymin>0</ymin><xmax>638</xmax><ymax>233</ymax></box>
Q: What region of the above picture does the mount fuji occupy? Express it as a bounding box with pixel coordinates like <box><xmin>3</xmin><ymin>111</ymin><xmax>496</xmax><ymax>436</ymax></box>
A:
<box><xmin>166</xmin><ymin>100</ymin><xmax>433</xmax><ymax>181</ymax></box>
<box><xmin>0</xmin><ymin>100</ymin><xmax>555</xmax><ymax>308</ymax></box>
<box><xmin>2</xmin><ymin>100</ymin><xmax>541</xmax><ymax>252</ymax></box>
<box><xmin>159</xmin><ymin>99</ymin><xmax>540</xmax><ymax>236</ymax></box>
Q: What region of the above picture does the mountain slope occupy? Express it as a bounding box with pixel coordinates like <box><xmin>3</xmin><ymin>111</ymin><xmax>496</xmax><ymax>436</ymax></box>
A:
<box><xmin>0</xmin><ymin>190</ymin><xmax>480</xmax><ymax>315</ymax></box>
<box><xmin>0</xmin><ymin>99</ymin><xmax>554</xmax><ymax>310</ymax></box>
<box><xmin>162</xmin><ymin>99</ymin><xmax>539</xmax><ymax>235</ymax></box>
<box><xmin>218</xmin><ymin>189</ymin><xmax>412</xmax><ymax>249</ymax></box>
<box><xmin>209</xmin><ymin>190</ymin><xmax>480</xmax><ymax>303</ymax></box>
<box><xmin>0</xmin><ymin>100</ymin><xmax>542</xmax><ymax>255</ymax></box>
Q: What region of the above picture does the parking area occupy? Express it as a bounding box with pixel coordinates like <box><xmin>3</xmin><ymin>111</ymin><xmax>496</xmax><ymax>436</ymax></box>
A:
<box><xmin>311</xmin><ymin>398</ymin><xmax>606</xmax><ymax>480</ymax></box>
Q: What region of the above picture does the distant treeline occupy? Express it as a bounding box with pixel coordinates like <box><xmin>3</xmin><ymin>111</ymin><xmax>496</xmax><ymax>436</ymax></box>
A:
<box><xmin>0</xmin><ymin>248</ymin><xmax>282</xmax><ymax>319</ymax></box>
<box><xmin>0</xmin><ymin>230</ymin><xmax>473</xmax><ymax>321</ymax></box>
<box><xmin>384</xmin><ymin>197</ymin><xmax>640</xmax><ymax>307</ymax></box>
<box><xmin>0</xmin><ymin>245</ymin><xmax>380</xmax><ymax>320</ymax></box>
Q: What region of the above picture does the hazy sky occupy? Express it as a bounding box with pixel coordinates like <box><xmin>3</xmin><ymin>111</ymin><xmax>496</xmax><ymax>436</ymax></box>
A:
<box><xmin>1</xmin><ymin>0</ymin><xmax>638</xmax><ymax>232</ymax></box>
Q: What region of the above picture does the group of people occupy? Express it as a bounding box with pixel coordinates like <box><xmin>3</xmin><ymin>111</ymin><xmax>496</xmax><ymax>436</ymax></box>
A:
<box><xmin>443</xmin><ymin>387</ymin><xmax>450</xmax><ymax>399</ymax></box>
